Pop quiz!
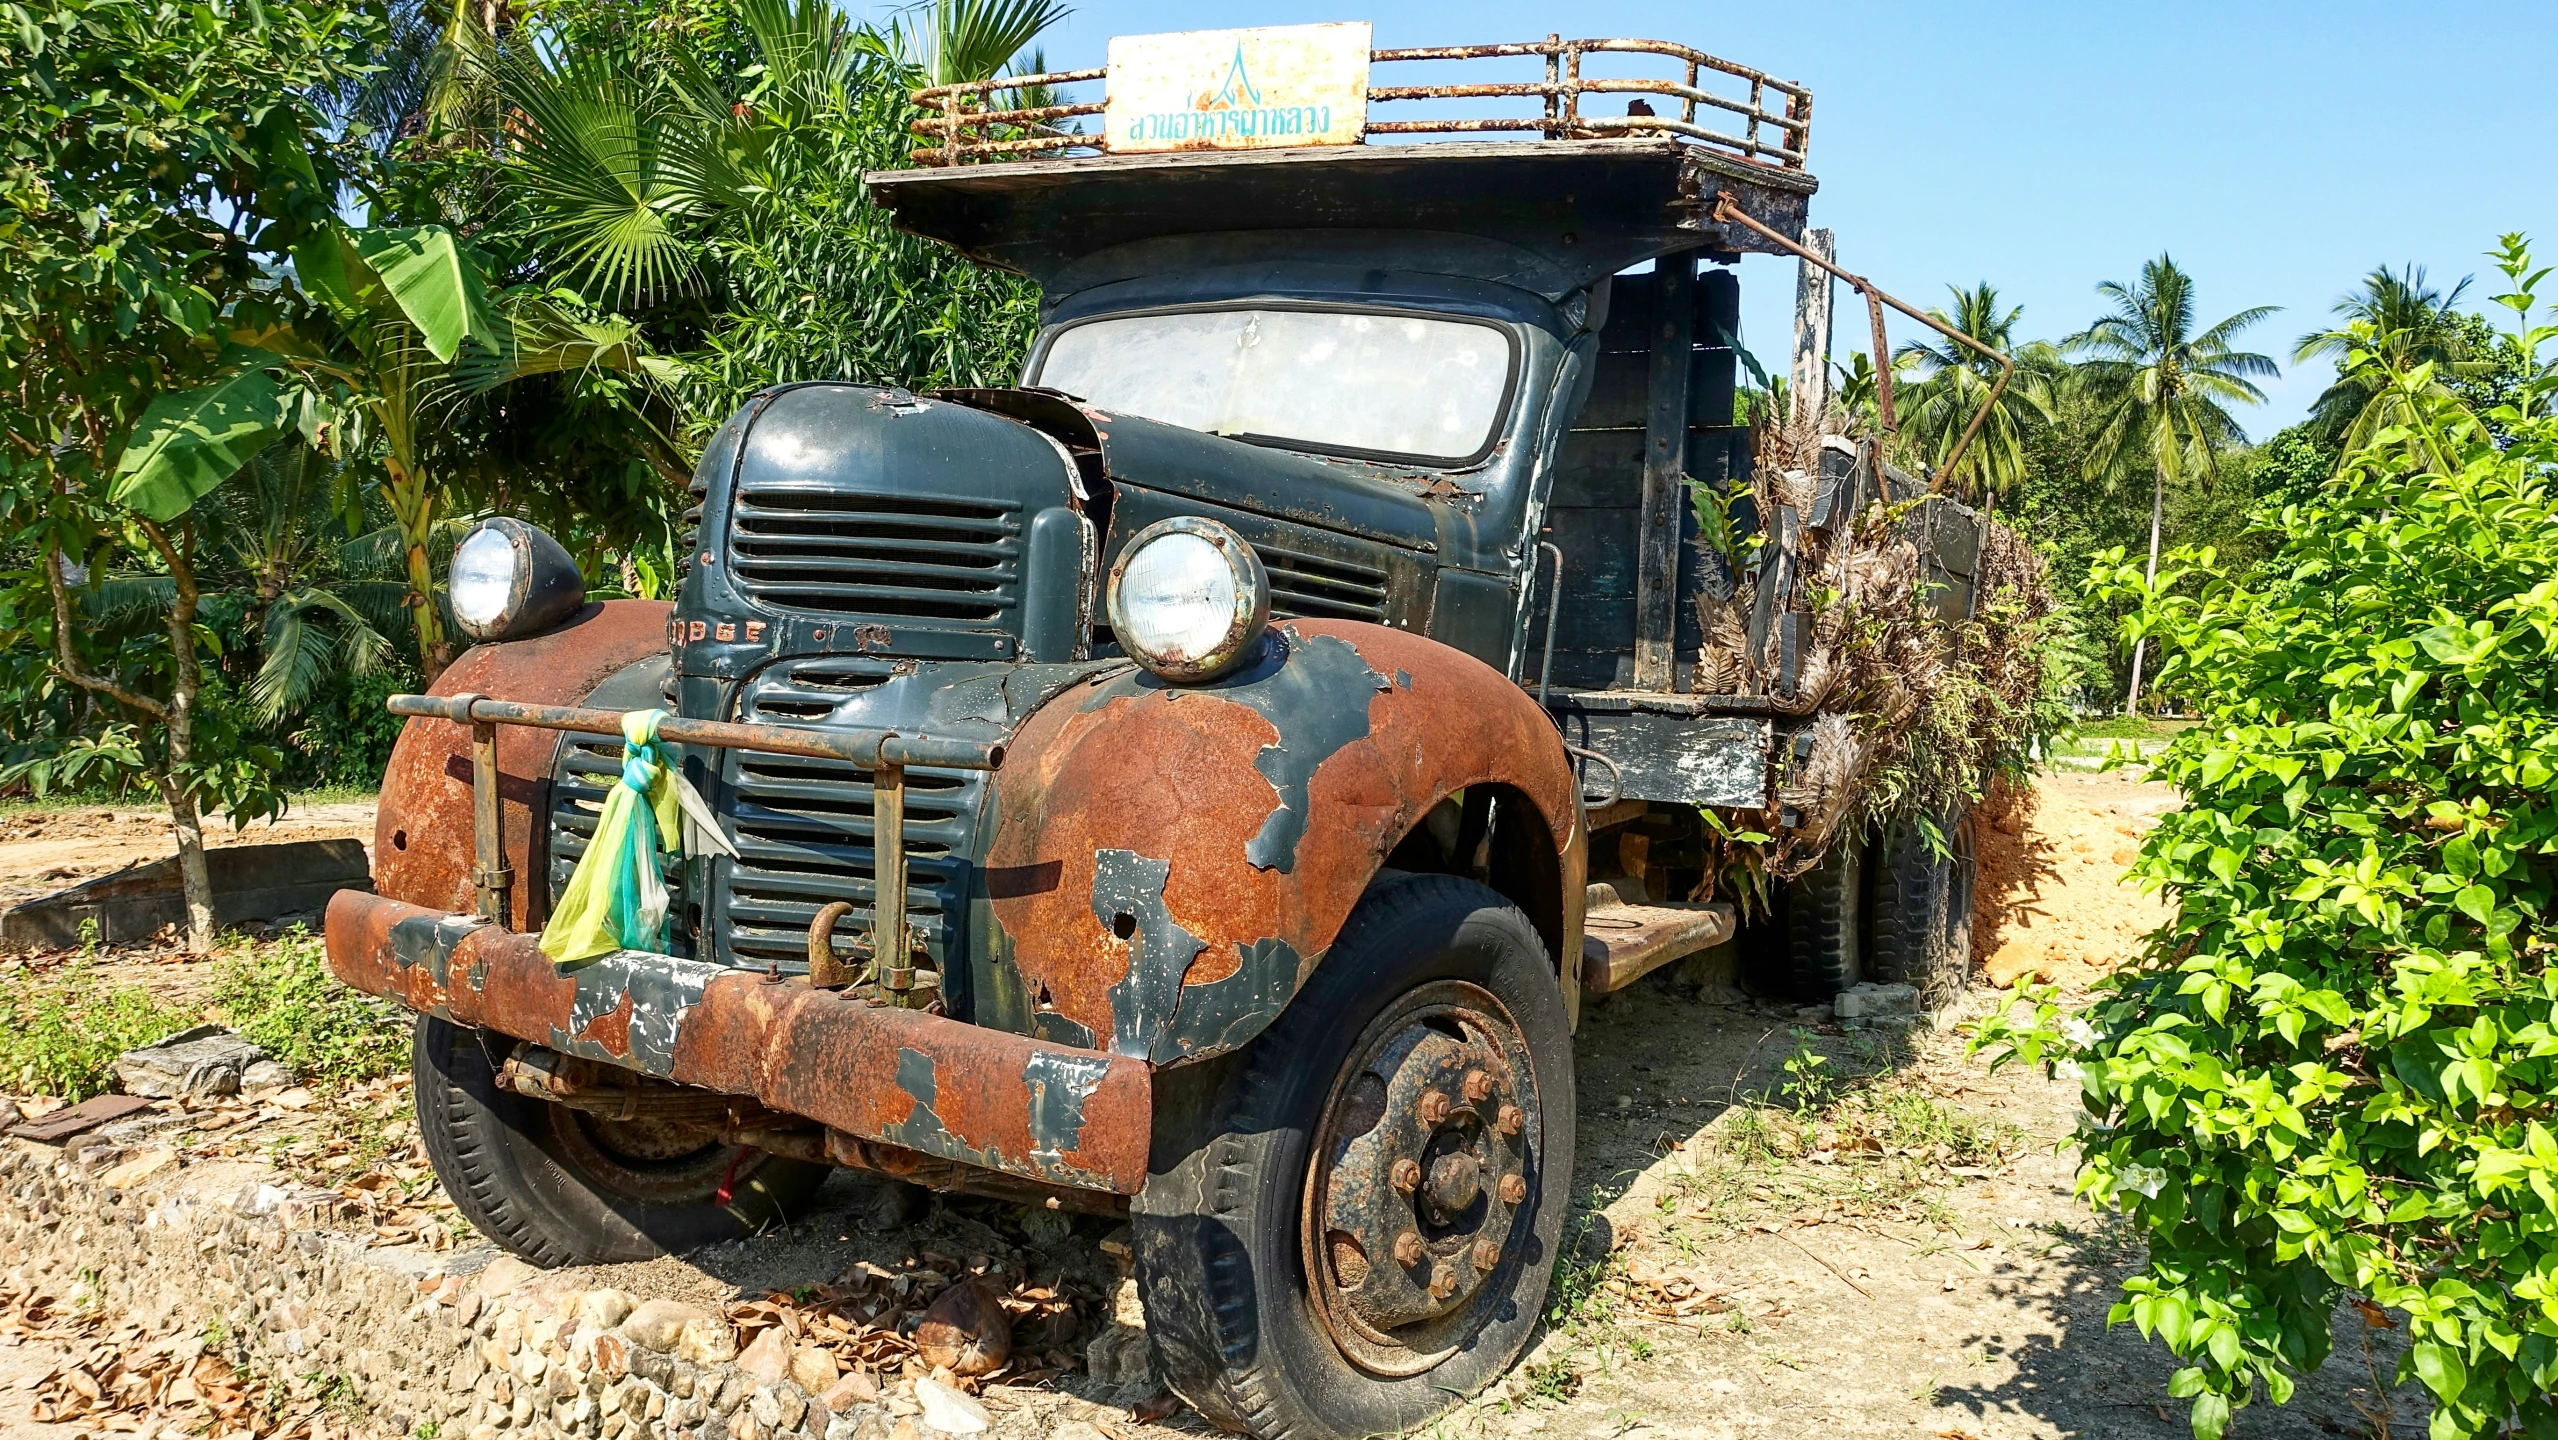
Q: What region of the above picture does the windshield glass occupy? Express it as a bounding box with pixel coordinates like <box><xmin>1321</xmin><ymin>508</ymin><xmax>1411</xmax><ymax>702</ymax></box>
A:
<box><xmin>1032</xmin><ymin>307</ymin><xmax>1516</xmax><ymax>464</ymax></box>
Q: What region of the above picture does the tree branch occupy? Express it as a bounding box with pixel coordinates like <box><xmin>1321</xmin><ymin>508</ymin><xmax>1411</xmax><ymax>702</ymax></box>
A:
<box><xmin>43</xmin><ymin>542</ymin><xmax>168</xmax><ymax>721</ymax></box>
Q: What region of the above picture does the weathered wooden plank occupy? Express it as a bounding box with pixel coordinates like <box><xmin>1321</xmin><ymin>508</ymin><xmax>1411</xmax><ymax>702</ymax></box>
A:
<box><xmin>1788</xmin><ymin>227</ymin><xmax>1835</xmax><ymax>431</ymax></box>
<box><xmin>1546</xmin><ymin>710</ymin><xmax>1772</xmax><ymax>807</ymax></box>
<box><xmin>1634</xmin><ymin>251</ymin><xmax>1695</xmax><ymax>690</ymax></box>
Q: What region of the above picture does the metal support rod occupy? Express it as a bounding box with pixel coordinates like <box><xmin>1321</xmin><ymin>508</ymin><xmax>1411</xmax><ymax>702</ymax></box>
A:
<box><xmin>1535</xmin><ymin>541</ymin><xmax>1566</xmax><ymax>706</ymax></box>
<box><xmin>873</xmin><ymin>762</ymin><xmax>912</xmax><ymax>1005</ymax></box>
<box><xmin>388</xmin><ymin>694</ymin><xmax>1002</xmax><ymax>772</ymax></box>
<box><xmin>1712</xmin><ymin>192</ymin><xmax>2014</xmax><ymax>497</ymax></box>
<box><xmin>468</xmin><ymin>711</ymin><xmax>512</xmax><ymax>927</ymax></box>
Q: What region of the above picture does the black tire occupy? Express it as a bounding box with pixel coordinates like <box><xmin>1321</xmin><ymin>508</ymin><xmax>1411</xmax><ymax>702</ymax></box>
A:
<box><xmin>1133</xmin><ymin>875</ymin><xmax>1575</xmax><ymax>1440</ymax></box>
<box><xmin>1783</xmin><ymin>829</ymin><xmax>1864</xmax><ymax>999</ymax></box>
<box><xmin>413</xmin><ymin>1016</ymin><xmax>828</xmax><ymax>1266</ymax></box>
<box><xmin>1867</xmin><ymin>810</ymin><xmax>1977</xmax><ymax>1002</ymax></box>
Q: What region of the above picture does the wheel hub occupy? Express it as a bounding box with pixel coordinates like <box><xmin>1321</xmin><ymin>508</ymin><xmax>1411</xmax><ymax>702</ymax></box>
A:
<box><xmin>1302</xmin><ymin>980</ymin><xmax>1538</xmax><ymax>1376</ymax></box>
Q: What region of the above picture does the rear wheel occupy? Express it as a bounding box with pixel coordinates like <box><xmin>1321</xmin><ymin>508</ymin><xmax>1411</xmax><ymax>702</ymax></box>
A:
<box><xmin>1868</xmin><ymin>809</ymin><xmax>1976</xmax><ymax>1003</ymax></box>
<box><xmin>1781</xmin><ymin>830</ymin><xmax>1864</xmax><ymax>999</ymax></box>
<box><xmin>1134</xmin><ymin>876</ymin><xmax>1574</xmax><ymax>1440</ymax></box>
<box><xmin>412</xmin><ymin>1016</ymin><xmax>828</xmax><ymax>1266</ymax></box>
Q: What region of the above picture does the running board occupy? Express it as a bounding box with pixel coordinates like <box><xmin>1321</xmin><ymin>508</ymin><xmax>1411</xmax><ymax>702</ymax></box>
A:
<box><xmin>1580</xmin><ymin>884</ymin><xmax>1738</xmax><ymax>994</ymax></box>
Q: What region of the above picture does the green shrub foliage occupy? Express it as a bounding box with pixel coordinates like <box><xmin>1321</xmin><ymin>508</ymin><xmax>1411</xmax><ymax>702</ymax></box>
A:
<box><xmin>1980</xmin><ymin>237</ymin><xmax>2558</xmax><ymax>1439</ymax></box>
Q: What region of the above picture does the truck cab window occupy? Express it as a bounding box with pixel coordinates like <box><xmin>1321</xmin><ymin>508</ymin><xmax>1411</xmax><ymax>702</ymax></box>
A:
<box><xmin>1033</xmin><ymin>306</ymin><xmax>1517</xmax><ymax>465</ymax></box>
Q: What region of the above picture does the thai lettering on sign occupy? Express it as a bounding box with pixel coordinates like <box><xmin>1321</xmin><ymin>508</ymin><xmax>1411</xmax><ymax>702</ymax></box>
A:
<box><xmin>1105</xmin><ymin>22</ymin><xmax>1371</xmax><ymax>154</ymax></box>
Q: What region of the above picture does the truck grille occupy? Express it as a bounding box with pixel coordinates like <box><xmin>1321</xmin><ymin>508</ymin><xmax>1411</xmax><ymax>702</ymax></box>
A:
<box><xmin>728</xmin><ymin>486</ymin><xmax>1025</xmax><ymax>626</ymax></box>
<box><xmin>707</xmin><ymin>656</ymin><xmax>981</xmax><ymax>975</ymax></box>
<box><xmin>1261</xmin><ymin>544</ymin><xmax>1389</xmax><ymax>622</ymax></box>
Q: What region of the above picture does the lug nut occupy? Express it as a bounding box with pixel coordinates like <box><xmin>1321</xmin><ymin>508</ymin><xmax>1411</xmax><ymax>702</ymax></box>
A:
<box><xmin>1472</xmin><ymin>1239</ymin><xmax>1501</xmax><ymax>1272</ymax></box>
<box><xmin>1462</xmin><ymin>1069</ymin><xmax>1495</xmax><ymax>1102</ymax></box>
<box><xmin>1393</xmin><ymin>1230</ymin><xmax>1424</xmax><ymax>1266</ymax></box>
<box><xmin>1428</xmin><ymin>1265</ymin><xmax>1459</xmax><ymax>1300</ymax></box>
<box><xmin>1418</xmin><ymin>1089</ymin><xmax>1452</xmax><ymax>1124</ymax></box>
<box><xmin>1498</xmin><ymin>1173</ymin><xmax>1528</xmax><ymax>1204</ymax></box>
<box><xmin>1390</xmin><ymin>1158</ymin><xmax>1422</xmax><ymax>1194</ymax></box>
<box><xmin>1497</xmin><ymin>1104</ymin><xmax>1525</xmax><ymax>1136</ymax></box>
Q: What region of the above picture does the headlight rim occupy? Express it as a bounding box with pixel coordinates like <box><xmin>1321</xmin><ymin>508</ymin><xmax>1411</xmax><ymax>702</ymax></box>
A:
<box><xmin>1105</xmin><ymin>516</ymin><xmax>1272</xmax><ymax>684</ymax></box>
<box><xmin>449</xmin><ymin>516</ymin><xmax>588</xmax><ymax>645</ymax></box>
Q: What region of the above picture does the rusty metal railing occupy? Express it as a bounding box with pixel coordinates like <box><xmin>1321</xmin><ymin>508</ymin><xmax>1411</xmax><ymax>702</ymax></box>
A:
<box><xmin>909</xmin><ymin>36</ymin><xmax>1810</xmax><ymax>169</ymax></box>
<box><xmin>388</xmin><ymin>694</ymin><xmax>1004</xmax><ymax>1005</ymax></box>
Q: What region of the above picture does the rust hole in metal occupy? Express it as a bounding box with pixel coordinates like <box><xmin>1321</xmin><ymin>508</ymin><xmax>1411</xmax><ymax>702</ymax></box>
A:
<box><xmin>1110</xmin><ymin>912</ymin><xmax>1137</xmax><ymax>941</ymax></box>
<box><xmin>392</xmin><ymin>830</ymin><xmax>408</xmax><ymax>851</ymax></box>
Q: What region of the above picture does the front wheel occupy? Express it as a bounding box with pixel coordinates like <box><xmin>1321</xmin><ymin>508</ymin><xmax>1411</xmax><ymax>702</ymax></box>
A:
<box><xmin>1133</xmin><ymin>876</ymin><xmax>1575</xmax><ymax>1440</ymax></box>
<box><xmin>413</xmin><ymin>1016</ymin><xmax>829</xmax><ymax>1267</ymax></box>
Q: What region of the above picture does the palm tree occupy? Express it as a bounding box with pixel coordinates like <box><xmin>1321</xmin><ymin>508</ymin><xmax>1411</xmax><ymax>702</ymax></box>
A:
<box><xmin>1891</xmin><ymin>283</ymin><xmax>2060</xmax><ymax>502</ymax></box>
<box><xmin>2065</xmin><ymin>256</ymin><xmax>2277</xmax><ymax>714</ymax></box>
<box><xmin>2295</xmin><ymin>265</ymin><xmax>2480</xmax><ymax>459</ymax></box>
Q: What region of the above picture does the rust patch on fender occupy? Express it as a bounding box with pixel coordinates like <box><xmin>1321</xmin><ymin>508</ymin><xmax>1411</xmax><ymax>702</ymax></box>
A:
<box><xmin>987</xmin><ymin>620</ymin><xmax>1584</xmax><ymax>1063</ymax></box>
<box><xmin>373</xmin><ymin>600</ymin><xmax>673</xmax><ymax>929</ymax></box>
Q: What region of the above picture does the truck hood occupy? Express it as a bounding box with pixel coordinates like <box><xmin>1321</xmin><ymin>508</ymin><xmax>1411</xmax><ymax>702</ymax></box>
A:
<box><xmin>939</xmin><ymin>387</ymin><xmax>1486</xmax><ymax>559</ymax></box>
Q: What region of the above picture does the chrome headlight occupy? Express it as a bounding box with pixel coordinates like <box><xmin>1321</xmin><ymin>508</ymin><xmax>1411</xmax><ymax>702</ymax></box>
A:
<box><xmin>449</xmin><ymin>518</ymin><xmax>587</xmax><ymax>643</ymax></box>
<box><xmin>1105</xmin><ymin>517</ymin><xmax>1271</xmax><ymax>683</ymax></box>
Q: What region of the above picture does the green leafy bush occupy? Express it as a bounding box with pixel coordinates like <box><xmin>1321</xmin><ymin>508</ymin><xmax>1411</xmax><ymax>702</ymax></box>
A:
<box><xmin>210</xmin><ymin>929</ymin><xmax>408</xmax><ymax>1085</ymax></box>
<box><xmin>1978</xmin><ymin>236</ymin><xmax>2558</xmax><ymax>1438</ymax></box>
<box><xmin>0</xmin><ymin>966</ymin><xmax>189</xmax><ymax>1100</ymax></box>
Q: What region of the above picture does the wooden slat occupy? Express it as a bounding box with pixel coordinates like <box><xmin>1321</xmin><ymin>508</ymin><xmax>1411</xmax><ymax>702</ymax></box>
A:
<box><xmin>1633</xmin><ymin>251</ymin><xmax>1696</xmax><ymax>690</ymax></box>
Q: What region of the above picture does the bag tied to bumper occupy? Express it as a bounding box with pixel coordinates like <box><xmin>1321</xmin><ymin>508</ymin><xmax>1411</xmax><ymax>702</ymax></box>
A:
<box><xmin>539</xmin><ymin>709</ymin><xmax>734</xmax><ymax>964</ymax></box>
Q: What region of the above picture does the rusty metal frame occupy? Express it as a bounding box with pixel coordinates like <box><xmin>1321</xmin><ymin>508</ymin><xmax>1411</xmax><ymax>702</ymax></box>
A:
<box><xmin>386</xmin><ymin>693</ymin><xmax>1002</xmax><ymax>1006</ymax></box>
<box><xmin>1710</xmin><ymin>192</ymin><xmax>2016</xmax><ymax>497</ymax></box>
<box><xmin>908</xmin><ymin>37</ymin><xmax>1810</xmax><ymax>169</ymax></box>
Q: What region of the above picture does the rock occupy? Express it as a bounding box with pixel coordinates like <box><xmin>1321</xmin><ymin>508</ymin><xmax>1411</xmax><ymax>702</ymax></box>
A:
<box><xmin>911</xmin><ymin>1379</ymin><xmax>987</xmax><ymax>1436</ymax></box>
<box><xmin>479</xmin><ymin>1256</ymin><xmax>540</xmax><ymax>1299</ymax></box>
<box><xmin>98</xmin><ymin>1145</ymin><xmax>178</xmax><ymax>1188</ymax></box>
<box><xmin>581</xmin><ymin>1289</ymin><xmax>634</xmax><ymax>1330</ymax></box>
<box><xmin>240</xmin><ymin>1058</ymin><xmax>292</xmax><ymax>1093</ymax></box>
<box><xmin>1048</xmin><ymin>1424</ymin><xmax>1108</xmax><ymax>1440</ymax></box>
<box><xmin>1083</xmin><ymin>1325</ymin><xmax>1153</xmax><ymax>1389</ymax></box>
<box><xmin>774</xmin><ymin>1386</ymin><xmax>807</xmax><ymax>1429</ymax></box>
<box><xmin>114</xmin><ymin>1024</ymin><xmax>271</xmax><ymax>1098</ymax></box>
<box><xmin>623</xmin><ymin>1298</ymin><xmax>714</xmax><ymax>1354</ymax></box>
<box><xmin>0</xmin><ymin>1097</ymin><xmax>22</xmax><ymax>1132</ymax></box>
<box><xmin>817</xmin><ymin>1374</ymin><xmax>880</xmax><ymax>1414</ymax></box>
<box><xmin>822</xmin><ymin>1410</ymin><xmax>875</xmax><ymax>1440</ymax></box>
<box><xmin>677</xmin><ymin>1317</ymin><xmax>739</xmax><ymax>1367</ymax></box>
<box><xmin>912</xmin><ymin>1282</ymin><xmax>1010</xmax><ymax>1378</ymax></box>
<box><xmin>1833</xmin><ymin>982</ymin><xmax>1919</xmax><ymax>1020</ymax></box>
<box><xmin>749</xmin><ymin>1389</ymin><xmax>784</xmax><ymax>1428</ymax></box>
<box><xmin>1017</xmin><ymin>1207</ymin><xmax>1074</xmax><ymax>1250</ymax></box>
<box><xmin>737</xmin><ymin>1327</ymin><xmax>794</xmax><ymax>1386</ymax></box>
<box><xmin>788</xmin><ymin>1345</ymin><xmax>838</xmax><ymax>1395</ymax></box>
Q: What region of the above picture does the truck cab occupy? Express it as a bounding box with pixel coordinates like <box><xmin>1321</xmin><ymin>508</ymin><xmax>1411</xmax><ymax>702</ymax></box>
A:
<box><xmin>328</xmin><ymin>31</ymin><xmax>1990</xmax><ymax>1440</ymax></box>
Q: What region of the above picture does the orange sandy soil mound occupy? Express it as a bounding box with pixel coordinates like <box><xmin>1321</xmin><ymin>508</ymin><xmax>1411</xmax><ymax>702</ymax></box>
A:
<box><xmin>1972</xmin><ymin>768</ymin><xmax>2180</xmax><ymax>988</ymax></box>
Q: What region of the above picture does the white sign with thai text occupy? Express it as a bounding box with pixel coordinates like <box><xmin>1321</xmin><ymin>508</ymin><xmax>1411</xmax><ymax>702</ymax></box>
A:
<box><xmin>1105</xmin><ymin>22</ymin><xmax>1371</xmax><ymax>154</ymax></box>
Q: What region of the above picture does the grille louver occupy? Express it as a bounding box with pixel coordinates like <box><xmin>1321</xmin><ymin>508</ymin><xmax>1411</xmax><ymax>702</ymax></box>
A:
<box><xmin>1259</xmin><ymin>544</ymin><xmax>1389</xmax><ymax>622</ymax></box>
<box><xmin>728</xmin><ymin>487</ymin><xmax>1023</xmax><ymax>626</ymax></box>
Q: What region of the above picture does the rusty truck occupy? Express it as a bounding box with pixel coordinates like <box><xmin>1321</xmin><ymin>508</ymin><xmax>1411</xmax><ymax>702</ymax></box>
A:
<box><xmin>326</xmin><ymin>30</ymin><xmax>2007</xmax><ymax>1439</ymax></box>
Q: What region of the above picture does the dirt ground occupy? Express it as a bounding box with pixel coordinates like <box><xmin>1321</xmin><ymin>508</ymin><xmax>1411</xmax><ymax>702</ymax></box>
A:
<box><xmin>0</xmin><ymin>774</ymin><xmax>2430</xmax><ymax>1438</ymax></box>
<box><xmin>0</xmin><ymin>801</ymin><xmax>375</xmax><ymax>913</ymax></box>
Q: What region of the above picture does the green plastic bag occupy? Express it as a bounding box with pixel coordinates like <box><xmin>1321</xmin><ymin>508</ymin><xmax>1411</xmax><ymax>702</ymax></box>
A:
<box><xmin>539</xmin><ymin>710</ymin><xmax>689</xmax><ymax>964</ymax></box>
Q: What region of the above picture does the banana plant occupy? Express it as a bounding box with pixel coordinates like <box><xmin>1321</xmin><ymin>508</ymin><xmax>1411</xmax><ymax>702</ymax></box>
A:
<box><xmin>110</xmin><ymin>223</ymin><xmax>666</xmax><ymax>681</ymax></box>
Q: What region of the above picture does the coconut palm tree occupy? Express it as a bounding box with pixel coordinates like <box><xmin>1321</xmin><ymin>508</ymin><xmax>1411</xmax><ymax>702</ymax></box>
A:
<box><xmin>2065</xmin><ymin>256</ymin><xmax>2278</xmax><ymax>714</ymax></box>
<box><xmin>2295</xmin><ymin>264</ymin><xmax>2481</xmax><ymax>459</ymax></box>
<box><xmin>1891</xmin><ymin>283</ymin><xmax>2060</xmax><ymax>502</ymax></box>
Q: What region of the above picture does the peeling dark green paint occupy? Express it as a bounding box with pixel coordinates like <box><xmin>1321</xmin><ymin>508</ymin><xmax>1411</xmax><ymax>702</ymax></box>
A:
<box><xmin>548</xmin><ymin>950</ymin><xmax>727</xmax><ymax>1074</ymax></box>
<box><xmin>1090</xmin><ymin>847</ymin><xmax>1204</xmax><ymax>1061</ymax></box>
<box><xmin>1160</xmin><ymin>936</ymin><xmax>1304</xmax><ymax>1062</ymax></box>
<box><xmin>388</xmin><ymin>913</ymin><xmax>487</xmax><ymax>995</ymax></box>
<box><xmin>1206</xmin><ymin>627</ymin><xmax>1401</xmax><ymax>873</ymax></box>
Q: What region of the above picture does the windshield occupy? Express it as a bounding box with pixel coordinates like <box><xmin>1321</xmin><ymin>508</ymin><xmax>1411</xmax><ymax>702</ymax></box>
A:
<box><xmin>1032</xmin><ymin>307</ymin><xmax>1516</xmax><ymax>464</ymax></box>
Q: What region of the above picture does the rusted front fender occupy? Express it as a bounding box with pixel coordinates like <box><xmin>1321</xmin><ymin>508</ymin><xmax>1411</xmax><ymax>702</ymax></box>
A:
<box><xmin>326</xmin><ymin>891</ymin><xmax>1152</xmax><ymax>1194</ymax></box>
<box><xmin>985</xmin><ymin>619</ymin><xmax>1586</xmax><ymax>1065</ymax></box>
<box><xmin>374</xmin><ymin>601</ymin><xmax>673</xmax><ymax>929</ymax></box>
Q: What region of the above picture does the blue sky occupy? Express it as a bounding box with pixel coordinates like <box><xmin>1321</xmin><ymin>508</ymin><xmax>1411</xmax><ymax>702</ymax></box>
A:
<box><xmin>964</xmin><ymin>1</ymin><xmax>2558</xmax><ymax>438</ymax></box>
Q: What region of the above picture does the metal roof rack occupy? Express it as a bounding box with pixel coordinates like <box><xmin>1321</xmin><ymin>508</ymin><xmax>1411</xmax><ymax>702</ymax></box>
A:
<box><xmin>909</xmin><ymin>35</ymin><xmax>1811</xmax><ymax>172</ymax></box>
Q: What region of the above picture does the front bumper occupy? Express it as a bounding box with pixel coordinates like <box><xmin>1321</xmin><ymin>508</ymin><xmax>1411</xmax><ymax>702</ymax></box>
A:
<box><xmin>325</xmin><ymin>890</ymin><xmax>1153</xmax><ymax>1194</ymax></box>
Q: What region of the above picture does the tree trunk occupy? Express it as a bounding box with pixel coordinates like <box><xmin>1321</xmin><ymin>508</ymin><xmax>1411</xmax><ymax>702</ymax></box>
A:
<box><xmin>153</xmin><ymin>766</ymin><xmax>217</xmax><ymax>953</ymax></box>
<box><xmin>2122</xmin><ymin>461</ymin><xmax>2169</xmax><ymax>717</ymax></box>
<box><xmin>386</xmin><ymin>459</ymin><xmax>454</xmax><ymax>684</ymax></box>
<box><xmin>142</xmin><ymin>519</ymin><xmax>216</xmax><ymax>954</ymax></box>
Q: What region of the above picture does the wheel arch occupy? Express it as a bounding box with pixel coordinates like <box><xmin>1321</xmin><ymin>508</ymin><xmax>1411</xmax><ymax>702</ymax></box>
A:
<box><xmin>983</xmin><ymin>619</ymin><xmax>1587</xmax><ymax>1066</ymax></box>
